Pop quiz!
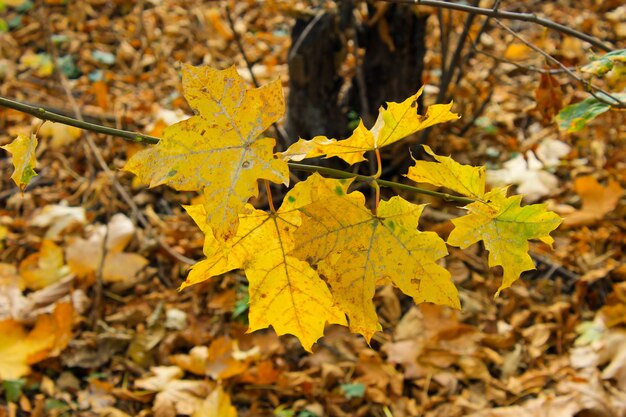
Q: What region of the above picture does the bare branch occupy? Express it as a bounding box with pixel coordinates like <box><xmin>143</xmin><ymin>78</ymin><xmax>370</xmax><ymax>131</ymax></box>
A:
<box><xmin>377</xmin><ymin>0</ymin><xmax>612</xmax><ymax>51</ymax></box>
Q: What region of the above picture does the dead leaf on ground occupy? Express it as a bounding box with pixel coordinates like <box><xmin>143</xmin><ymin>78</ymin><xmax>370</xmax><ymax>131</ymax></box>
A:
<box><xmin>564</xmin><ymin>176</ymin><xmax>624</xmax><ymax>227</ymax></box>
<box><xmin>134</xmin><ymin>366</ymin><xmax>211</xmax><ymax>417</ymax></box>
<box><xmin>66</xmin><ymin>213</ymin><xmax>148</xmax><ymax>283</ymax></box>
<box><xmin>0</xmin><ymin>302</ymin><xmax>73</xmax><ymax>380</ymax></box>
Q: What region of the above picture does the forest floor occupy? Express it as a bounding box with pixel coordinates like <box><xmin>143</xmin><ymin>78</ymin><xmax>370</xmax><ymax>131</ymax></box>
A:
<box><xmin>1</xmin><ymin>1</ymin><xmax>626</xmax><ymax>416</ymax></box>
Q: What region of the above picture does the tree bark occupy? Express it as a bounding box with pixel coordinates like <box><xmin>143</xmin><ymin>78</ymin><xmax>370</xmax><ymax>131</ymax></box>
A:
<box><xmin>285</xmin><ymin>3</ymin><xmax>428</xmax><ymax>142</ymax></box>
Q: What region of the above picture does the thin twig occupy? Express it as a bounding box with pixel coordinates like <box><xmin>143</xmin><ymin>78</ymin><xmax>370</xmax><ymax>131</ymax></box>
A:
<box><xmin>472</xmin><ymin>47</ymin><xmax>574</xmax><ymax>74</ymax></box>
<box><xmin>378</xmin><ymin>0</ymin><xmax>612</xmax><ymax>51</ymax></box>
<box><xmin>437</xmin><ymin>8</ymin><xmax>449</xmax><ymax>82</ymax></box>
<box><xmin>0</xmin><ymin>96</ymin><xmax>159</xmax><ymax>144</ymax></box>
<box><xmin>495</xmin><ymin>19</ymin><xmax>625</xmax><ymax>108</ymax></box>
<box><xmin>437</xmin><ymin>0</ymin><xmax>480</xmax><ymax>104</ymax></box>
<box><xmin>288</xmin><ymin>163</ymin><xmax>475</xmax><ymax>205</ymax></box>
<box><xmin>455</xmin><ymin>0</ymin><xmax>502</xmax><ymax>86</ymax></box>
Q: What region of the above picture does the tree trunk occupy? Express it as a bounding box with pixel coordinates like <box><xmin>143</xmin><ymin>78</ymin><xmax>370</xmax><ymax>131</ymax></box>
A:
<box><xmin>285</xmin><ymin>3</ymin><xmax>428</xmax><ymax>142</ymax></box>
<box><xmin>285</xmin><ymin>11</ymin><xmax>347</xmax><ymax>141</ymax></box>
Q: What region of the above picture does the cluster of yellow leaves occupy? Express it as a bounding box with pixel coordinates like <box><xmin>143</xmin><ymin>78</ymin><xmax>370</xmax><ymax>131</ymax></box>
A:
<box><xmin>0</xmin><ymin>62</ymin><xmax>564</xmax><ymax>355</ymax></box>
<box><xmin>116</xmin><ymin>64</ymin><xmax>562</xmax><ymax>351</ymax></box>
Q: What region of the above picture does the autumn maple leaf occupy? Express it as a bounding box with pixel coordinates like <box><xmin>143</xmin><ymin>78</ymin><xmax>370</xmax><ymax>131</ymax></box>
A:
<box><xmin>280</xmin><ymin>88</ymin><xmax>459</xmax><ymax>165</ymax></box>
<box><xmin>124</xmin><ymin>65</ymin><xmax>289</xmax><ymax>241</ymax></box>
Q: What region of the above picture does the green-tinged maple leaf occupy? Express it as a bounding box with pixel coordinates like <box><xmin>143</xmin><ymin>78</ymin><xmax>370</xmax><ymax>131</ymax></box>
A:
<box><xmin>280</xmin><ymin>88</ymin><xmax>459</xmax><ymax>165</ymax></box>
<box><xmin>124</xmin><ymin>65</ymin><xmax>289</xmax><ymax>241</ymax></box>
<box><xmin>556</xmin><ymin>92</ymin><xmax>626</xmax><ymax>133</ymax></box>
<box><xmin>581</xmin><ymin>49</ymin><xmax>626</xmax><ymax>77</ymax></box>
<box><xmin>447</xmin><ymin>187</ymin><xmax>562</xmax><ymax>295</ymax></box>
<box><xmin>1</xmin><ymin>133</ymin><xmax>38</xmax><ymax>192</ymax></box>
<box><xmin>291</xmin><ymin>174</ymin><xmax>458</xmax><ymax>342</ymax></box>
<box><xmin>406</xmin><ymin>145</ymin><xmax>486</xmax><ymax>198</ymax></box>
<box><xmin>182</xmin><ymin>200</ymin><xmax>346</xmax><ymax>351</ymax></box>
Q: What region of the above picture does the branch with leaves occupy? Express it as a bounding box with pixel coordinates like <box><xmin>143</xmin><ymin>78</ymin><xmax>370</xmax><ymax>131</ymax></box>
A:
<box><xmin>1</xmin><ymin>64</ymin><xmax>563</xmax><ymax>351</ymax></box>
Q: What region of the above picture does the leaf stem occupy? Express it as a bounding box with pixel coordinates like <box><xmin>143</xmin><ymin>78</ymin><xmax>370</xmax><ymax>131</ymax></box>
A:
<box><xmin>264</xmin><ymin>180</ymin><xmax>276</xmax><ymax>213</ymax></box>
<box><xmin>0</xmin><ymin>94</ymin><xmax>476</xmax><ymax>205</ymax></box>
<box><xmin>287</xmin><ymin>163</ymin><xmax>476</xmax><ymax>205</ymax></box>
<box><xmin>372</xmin><ymin>181</ymin><xmax>381</xmax><ymax>215</ymax></box>
<box><xmin>374</xmin><ymin>148</ymin><xmax>383</xmax><ymax>179</ymax></box>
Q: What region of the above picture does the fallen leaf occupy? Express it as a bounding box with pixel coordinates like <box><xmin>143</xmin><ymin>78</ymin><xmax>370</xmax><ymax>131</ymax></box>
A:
<box><xmin>37</xmin><ymin>123</ymin><xmax>82</xmax><ymax>149</ymax></box>
<box><xmin>18</xmin><ymin>240</ymin><xmax>71</xmax><ymax>290</ymax></box>
<box><xmin>170</xmin><ymin>337</ymin><xmax>249</xmax><ymax>380</ymax></box>
<box><xmin>0</xmin><ymin>302</ymin><xmax>73</xmax><ymax>380</ymax></box>
<box><xmin>192</xmin><ymin>386</ymin><xmax>237</xmax><ymax>417</ymax></box>
<box><xmin>135</xmin><ymin>366</ymin><xmax>210</xmax><ymax>417</ymax></box>
<box><xmin>30</xmin><ymin>204</ymin><xmax>87</xmax><ymax>239</ymax></box>
<box><xmin>503</xmin><ymin>43</ymin><xmax>532</xmax><ymax>61</ymax></box>
<box><xmin>563</xmin><ymin>176</ymin><xmax>624</xmax><ymax>227</ymax></box>
<box><xmin>66</xmin><ymin>213</ymin><xmax>148</xmax><ymax>283</ymax></box>
<box><xmin>487</xmin><ymin>151</ymin><xmax>560</xmax><ymax>202</ymax></box>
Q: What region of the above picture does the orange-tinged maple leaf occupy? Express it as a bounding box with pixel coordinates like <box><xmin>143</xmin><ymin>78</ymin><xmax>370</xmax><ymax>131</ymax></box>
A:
<box><xmin>563</xmin><ymin>176</ymin><xmax>624</xmax><ymax>227</ymax></box>
<box><xmin>291</xmin><ymin>174</ymin><xmax>458</xmax><ymax>342</ymax></box>
<box><xmin>170</xmin><ymin>337</ymin><xmax>249</xmax><ymax>380</ymax></box>
<box><xmin>0</xmin><ymin>302</ymin><xmax>73</xmax><ymax>380</ymax></box>
<box><xmin>406</xmin><ymin>145</ymin><xmax>486</xmax><ymax>199</ymax></box>
<box><xmin>182</xmin><ymin>199</ymin><xmax>346</xmax><ymax>351</ymax></box>
<box><xmin>280</xmin><ymin>88</ymin><xmax>459</xmax><ymax>165</ymax></box>
<box><xmin>534</xmin><ymin>72</ymin><xmax>564</xmax><ymax>123</ymax></box>
<box><xmin>1</xmin><ymin>133</ymin><xmax>38</xmax><ymax>192</ymax></box>
<box><xmin>124</xmin><ymin>64</ymin><xmax>289</xmax><ymax>241</ymax></box>
<box><xmin>447</xmin><ymin>187</ymin><xmax>562</xmax><ymax>295</ymax></box>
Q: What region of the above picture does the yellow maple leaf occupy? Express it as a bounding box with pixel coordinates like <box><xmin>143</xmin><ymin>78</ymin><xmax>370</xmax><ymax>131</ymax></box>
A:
<box><xmin>1</xmin><ymin>133</ymin><xmax>38</xmax><ymax>192</ymax></box>
<box><xmin>291</xmin><ymin>174</ymin><xmax>458</xmax><ymax>342</ymax></box>
<box><xmin>124</xmin><ymin>65</ymin><xmax>289</xmax><ymax>241</ymax></box>
<box><xmin>0</xmin><ymin>302</ymin><xmax>73</xmax><ymax>380</ymax></box>
<box><xmin>193</xmin><ymin>386</ymin><xmax>237</xmax><ymax>417</ymax></box>
<box><xmin>18</xmin><ymin>240</ymin><xmax>71</xmax><ymax>290</ymax></box>
<box><xmin>406</xmin><ymin>145</ymin><xmax>486</xmax><ymax>198</ymax></box>
<box><xmin>182</xmin><ymin>199</ymin><xmax>346</xmax><ymax>351</ymax></box>
<box><xmin>280</xmin><ymin>88</ymin><xmax>459</xmax><ymax>165</ymax></box>
<box><xmin>447</xmin><ymin>187</ymin><xmax>562</xmax><ymax>295</ymax></box>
